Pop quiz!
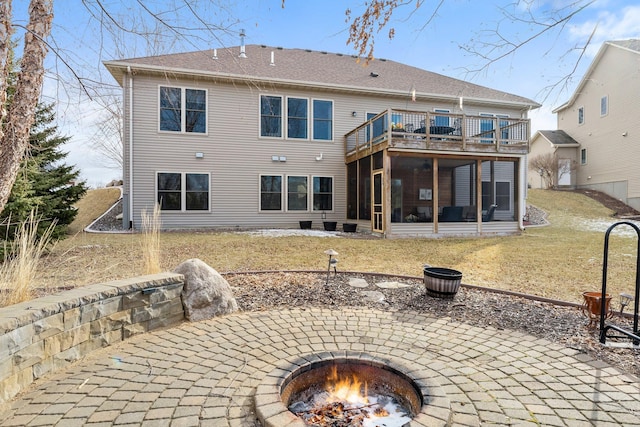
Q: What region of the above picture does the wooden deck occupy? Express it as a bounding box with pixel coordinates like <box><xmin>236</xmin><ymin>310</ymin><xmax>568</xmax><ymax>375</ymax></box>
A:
<box><xmin>345</xmin><ymin>109</ymin><xmax>530</xmax><ymax>162</ymax></box>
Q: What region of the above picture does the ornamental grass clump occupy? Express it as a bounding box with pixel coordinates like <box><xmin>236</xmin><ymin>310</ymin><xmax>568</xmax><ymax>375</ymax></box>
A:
<box><xmin>141</xmin><ymin>203</ymin><xmax>162</xmax><ymax>275</ymax></box>
<box><xmin>0</xmin><ymin>211</ymin><xmax>56</xmax><ymax>307</ymax></box>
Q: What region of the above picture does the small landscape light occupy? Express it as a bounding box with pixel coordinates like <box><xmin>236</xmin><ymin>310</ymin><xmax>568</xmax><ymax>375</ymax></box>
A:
<box><xmin>620</xmin><ymin>292</ymin><xmax>633</xmax><ymax>314</ymax></box>
<box><xmin>324</xmin><ymin>249</ymin><xmax>338</xmax><ymax>284</ymax></box>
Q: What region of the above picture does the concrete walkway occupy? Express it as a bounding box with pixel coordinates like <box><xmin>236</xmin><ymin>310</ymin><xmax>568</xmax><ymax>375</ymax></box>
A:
<box><xmin>1</xmin><ymin>307</ymin><xmax>639</xmax><ymax>426</ymax></box>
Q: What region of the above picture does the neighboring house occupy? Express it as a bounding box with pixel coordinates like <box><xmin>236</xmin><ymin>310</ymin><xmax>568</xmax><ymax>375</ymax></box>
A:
<box><xmin>104</xmin><ymin>44</ymin><xmax>539</xmax><ymax>237</ymax></box>
<box><xmin>530</xmin><ymin>39</ymin><xmax>640</xmax><ymax>209</ymax></box>
<box><xmin>528</xmin><ymin>130</ymin><xmax>580</xmax><ymax>189</ymax></box>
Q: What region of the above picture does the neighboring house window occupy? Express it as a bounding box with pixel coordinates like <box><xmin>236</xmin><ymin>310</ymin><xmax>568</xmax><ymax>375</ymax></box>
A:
<box><xmin>261</xmin><ymin>95</ymin><xmax>283</xmax><ymax>137</ymax></box>
<box><xmin>159</xmin><ymin>86</ymin><xmax>206</xmax><ymax>133</ymax></box>
<box><xmin>581</xmin><ymin>148</ymin><xmax>587</xmax><ymax>165</ymax></box>
<box><xmin>313</xmin><ymin>176</ymin><xmax>333</xmax><ymax>211</ymax></box>
<box><xmin>600</xmin><ymin>95</ymin><xmax>608</xmax><ymax>116</ymax></box>
<box><xmin>578</xmin><ymin>106</ymin><xmax>584</xmax><ymax>125</ymax></box>
<box><xmin>260</xmin><ymin>175</ymin><xmax>282</xmax><ymax>210</ymax></box>
<box><xmin>287</xmin><ymin>176</ymin><xmax>308</xmax><ymax>210</ymax></box>
<box><xmin>157</xmin><ymin>172</ymin><xmax>209</xmax><ymax>211</ymax></box>
<box><xmin>287</xmin><ymin>97</ymin><xmax>308</xmax><ymax>139</ymax></box>
<box><xmin>313</xmin><ymin>99</ymin><xmax>333</xmax><ymax>140</ymax></box>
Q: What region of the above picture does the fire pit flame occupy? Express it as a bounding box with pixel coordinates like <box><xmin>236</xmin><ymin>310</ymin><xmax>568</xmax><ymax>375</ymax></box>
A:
<box><xmin>289</xmin><ymin>365</ymin><xmax>411</xmax><ymax>427</ymax></box>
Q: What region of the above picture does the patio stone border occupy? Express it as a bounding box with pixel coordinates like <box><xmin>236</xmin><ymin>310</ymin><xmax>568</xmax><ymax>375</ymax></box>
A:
<box><xmin>0</xmin><ymin>272</ymin><xmax>185</xmax><ymax>409</ymax></box>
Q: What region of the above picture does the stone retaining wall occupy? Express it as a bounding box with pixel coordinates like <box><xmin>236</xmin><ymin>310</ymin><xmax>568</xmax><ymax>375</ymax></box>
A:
<box><xmin>0</xmin><ymin>272</ymin><xmax>185</xmax><ymax>409</ymax></box>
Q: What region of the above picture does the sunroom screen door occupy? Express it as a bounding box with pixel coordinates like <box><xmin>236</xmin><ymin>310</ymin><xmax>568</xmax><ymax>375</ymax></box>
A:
<box><xmin>372</xmin><ymin>171</ymin><xmax>384</xmax><ymax>233</ymax></box>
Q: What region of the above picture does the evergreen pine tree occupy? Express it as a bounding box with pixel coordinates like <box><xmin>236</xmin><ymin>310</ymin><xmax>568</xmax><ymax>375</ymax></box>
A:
<box><xmin>0</xmin><ymin>103</ymin><xmax>87</xmax><ymax>240</ymax></box>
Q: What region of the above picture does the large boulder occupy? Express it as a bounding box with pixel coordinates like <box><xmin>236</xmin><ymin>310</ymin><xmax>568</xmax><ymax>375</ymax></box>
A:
<box><xmin>174</xmin><ymin>259</ymin><xmax>238</xmax><ymax>321</ymax></box>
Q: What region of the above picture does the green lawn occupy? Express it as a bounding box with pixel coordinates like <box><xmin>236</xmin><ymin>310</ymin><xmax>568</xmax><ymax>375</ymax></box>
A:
<box><xmin>34</xmin><ymin>189</ymin><xmax>638</xmax><ymax>304</ymax></box>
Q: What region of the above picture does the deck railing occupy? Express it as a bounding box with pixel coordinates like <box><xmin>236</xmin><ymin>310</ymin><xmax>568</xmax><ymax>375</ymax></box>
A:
<box><xmin>345</xmin><ymin>109</ymin><xmax>530</xmax><ymax>159</ymax></box>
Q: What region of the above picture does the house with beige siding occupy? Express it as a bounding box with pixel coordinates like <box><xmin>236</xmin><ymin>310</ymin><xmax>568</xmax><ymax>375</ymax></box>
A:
<box><xmin>529</xmin><ymin>39</ymin><xmax>640</xmax><ymax>209</ymax></box>
<box><xmin>104</xmin><ymin>44</ymin><xmax>539</xmax><ymax>237</ymax></box>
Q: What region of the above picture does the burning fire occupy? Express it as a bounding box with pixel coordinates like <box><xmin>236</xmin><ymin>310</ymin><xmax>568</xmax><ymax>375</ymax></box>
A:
<box><xmin>288</xmin><ymin>364</ymin><xmax>416</xmax><ymax>426</ymax></box>
<box><xmin>325</xmin><ymin>366</ymin><xmax>371</xmax><ymax>406</ymax></box>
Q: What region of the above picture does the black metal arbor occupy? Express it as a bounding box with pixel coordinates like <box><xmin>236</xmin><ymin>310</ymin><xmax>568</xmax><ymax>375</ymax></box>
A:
<box><xmin>599</xmin><ymin>221</ymin><xmax>640</xmax><ymax>346</ymax></box>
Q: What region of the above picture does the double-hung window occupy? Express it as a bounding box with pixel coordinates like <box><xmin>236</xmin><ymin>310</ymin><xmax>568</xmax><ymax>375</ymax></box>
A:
<box><xmin>261</xmin><ymin>95</ymin><xmax>283</xmax><ymax>137</ymax></box>
<box><xmin>287</xmin><ymin>176</ymin><xmax>308</xmax><ymax>210</ymax></box>
<box><xmin>312</xmin><ymin>99</ymin><xmax>333</xmax><ymax>140</ymax></box>
<box><xmin>157</xmin><ymin>172</ymin><xmax>209</xmax><ymax>211</ymax></box>
<box><xmin>313</xmin><ymin>176</ymin><xmax>333</xmax><ymax>211</ymax></box>
<box><xmin>159</xmin><ymin>86</ymin><xmax>206</xmax><ymax>133</ymax></box>
<box><xmin>260</xmin><ymin>175</ymin><xmax>283</xmax><ymax>210</ymax></box>
<box><xmin>287</xmin><ymin>98</ymin><xmax>308</xmax><ymax>139</ymax></box>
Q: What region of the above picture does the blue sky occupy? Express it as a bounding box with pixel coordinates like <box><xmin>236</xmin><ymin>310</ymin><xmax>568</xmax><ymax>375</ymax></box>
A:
<box><xmin>12</xmin><ymin>0</ymin><xmax>640</xmax><ymax>186</ymax></box>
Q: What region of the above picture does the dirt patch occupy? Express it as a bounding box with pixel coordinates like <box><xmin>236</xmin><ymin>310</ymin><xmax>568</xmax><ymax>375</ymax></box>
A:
<box><xmin>572</xmin><ymin>189</ymin><xmax>640</xmax><ymax>218</ymax></box>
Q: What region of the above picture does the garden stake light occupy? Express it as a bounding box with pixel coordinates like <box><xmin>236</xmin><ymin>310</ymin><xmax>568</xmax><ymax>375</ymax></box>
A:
<box><xmin>324</xmin><ymin>249</ymin><xmax>338</xmax><ymax>285</ymax></box>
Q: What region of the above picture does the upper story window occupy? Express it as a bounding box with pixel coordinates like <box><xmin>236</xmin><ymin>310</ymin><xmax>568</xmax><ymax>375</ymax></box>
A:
<box><xmin>159</xmin><ymin>86</ymin><xmax>206</xmax><ymax>133</ymax></box>
<box><xmin>434</xmin><ymin>108</ymin><xmax>450</xmax><ymax>127</ymax></box>
<box><xmin>260</xmin><ymin>95</ymin><xmax>283</xmax><ymax>138</ymax></box>
<box><xmin>600</xmin><ymin>96</ymin><xmax>608</xmax><ymax>116</ymax></box>
<box><xmin>157</xmin><ymin>172</ymin><xmax>209</xmax><ymax>211</ymax></box>
<box><xmin>578</xmin><ymin>106</ymin><xmax>584</xmax><ymax>125</ymax></box>
<box><xmin>287</xmin><ymin>97</ymin><xmax>308</xmax><ymax>139</ymax></box>
<box><xmin>313</xmin><ymin>99</ymin><xmax>333</xmax><ymax>141</ymax></box>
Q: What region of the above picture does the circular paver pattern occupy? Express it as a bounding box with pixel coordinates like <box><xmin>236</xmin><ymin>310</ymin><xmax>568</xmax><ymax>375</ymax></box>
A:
<box><xmin>1</xmin><ymin>307</ymin><xmax>639</xmax><ymax>426</ymax></box>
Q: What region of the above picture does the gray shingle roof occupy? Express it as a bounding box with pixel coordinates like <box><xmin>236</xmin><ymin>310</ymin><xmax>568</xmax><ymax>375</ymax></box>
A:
<box><xmin>539</xmin><ymin>130</ymin><xmax>580</xmax><ymax>146</ymax></box>
<box><xmin>105</xmin><ymin>45</ymin><xmax>539</xmax><ymax>108</ymax></box>
<box><xmin>609</xmin><ymin>39</ymin><xmax>640</xmax><ymax>52</ymax></box>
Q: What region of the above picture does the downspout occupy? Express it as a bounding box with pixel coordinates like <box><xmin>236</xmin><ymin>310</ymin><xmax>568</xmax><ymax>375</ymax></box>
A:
<box><xmin>127</xmin><ymin>66</ymin><xmax>134</xmax><ymax>229</ymax></box>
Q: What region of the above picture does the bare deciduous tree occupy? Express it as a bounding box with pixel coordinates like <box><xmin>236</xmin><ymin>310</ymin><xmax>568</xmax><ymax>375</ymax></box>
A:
<box><xmin>529</xmin><ymin>153</ymin><xmax>576</xmax><ymax>189</ymax></box>
<box><xmin>343</xmin><ymin>0</ymin><xmax>596</xmax><ymax>101</ymax></box>
<box><xmin>0</xmin><ymin>0</ymin><xmax>53</xmax><ymax>215</ymax></box>
<box><xmin>89</xmin><ymin>96</ymin><xmax>123</xmax><ymax>170</ymax></box>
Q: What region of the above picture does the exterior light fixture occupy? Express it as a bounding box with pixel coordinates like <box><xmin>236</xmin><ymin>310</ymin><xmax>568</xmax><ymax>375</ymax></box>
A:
<box><xmin>620</xmin><ymin>292</ymin><xmax>633</xmax><ymax>314</ymax></box>
<box><xmin>352</xmin><ymin>111</ymin><xmax>357</xmax><ymax>117</ymax></box>
<box><xmin>324</xmin><ymin>249</ymin><xmax>339</xmax><ymax>284</ymax></box>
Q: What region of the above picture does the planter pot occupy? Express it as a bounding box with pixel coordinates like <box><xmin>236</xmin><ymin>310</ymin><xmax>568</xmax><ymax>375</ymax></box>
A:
<box><xmin>581</xmin><ymin>291</ymin><xmax>613</xmax><ymax>326</ymax></box>
<box><xmin>424</xmin><ymin>266</ymin><xmax>462</xmax><ymax>298</ymax></box>
<box><xmin>343</xmin><ymin>223</ymin><xmax>357</xmax><ymax>233</ymax></box>
<box><xmin>323</xmin><ymin>221</ymin><xmax>337</xmax><ymax>231</ymax></box>
<box><xmin>299</xmin><ymin>221</ymin><xmax>312</xmax><ymax>230</ymax></box>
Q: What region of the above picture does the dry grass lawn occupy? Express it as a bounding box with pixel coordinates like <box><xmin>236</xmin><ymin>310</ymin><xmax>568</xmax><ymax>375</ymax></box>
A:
<box><xmin>67</xmin><ymin>187</ymin><xmax>121</xmax><ymax>235</ymax></box>
<box><xmin>31</xmin><ymin>189</ymin><xmax>639</xmax><ymax>305</ymax></box>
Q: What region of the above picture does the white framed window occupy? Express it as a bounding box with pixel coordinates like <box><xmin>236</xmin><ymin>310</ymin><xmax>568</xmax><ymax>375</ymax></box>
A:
<box><xmin>433</xmin><ymin>108</ymin><xmax>450</xmax><ymax>127</ymax></box>
<box><xmin>159</xmin><ymin>86</ymin><xmax>207</xmax><ymax>133</ymax></box>
<box><xmin>287</xmin><ymin>97</ymin><xmax>308</xmax><ymax>139</ymax></box>
<box><xmin>287</xmin><ymin>176</ymin><xmax>308</xmax><ymax>211</ymax></box>
<box><xmin>260</xmin><ymin>95</ymin><xmax>283</xmax><ymax>138</ymax></box>
<box><xmin>578</xmin><ymin>106</ymin><xmax>584</xmax><ymax>125</ymax></box>
<box><xmin>260</xmin><ymin>174</ymin><xmax>283</xmax><ymax>211</ymax></box>
<box><xmin>312</xmin><ymin>176</ymin><xmax>333</xmax><ymax>211</ymax></box>
<box><xmin>312</xmin><ymin>99</ymin><xmax>333</xmax><ymax>141</ymax></box>
<box><xmin>580</xmin><ymin>148</ymin><xmax>587</xmax><ymax>165</ymax></box>
<box><xmin>600</xmin><ymin>96</ymin><xmax>608</xmax><ymax>116</ymax></box>
<box><xmin>157</xmin><ymin>172</ymin><xmax>210</xmax><ymax>211</ymax></box>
